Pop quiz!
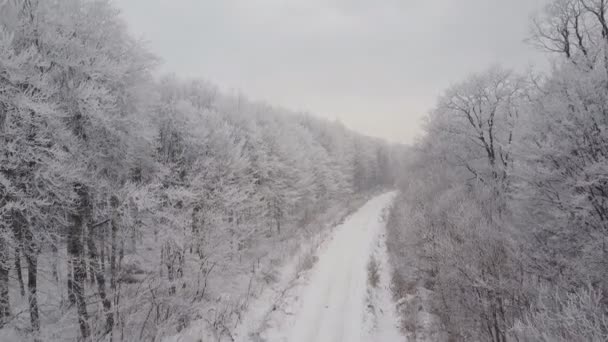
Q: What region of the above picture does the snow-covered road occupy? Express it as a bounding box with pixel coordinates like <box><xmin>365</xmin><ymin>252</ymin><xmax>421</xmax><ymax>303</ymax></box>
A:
<box><xmin>253</xmin><ymin>192</ymin><xmax>403</xmax><ymax>342</ymax></box>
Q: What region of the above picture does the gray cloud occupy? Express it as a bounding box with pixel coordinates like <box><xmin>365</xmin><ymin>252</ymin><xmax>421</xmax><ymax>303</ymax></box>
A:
<box><xmin>116</xmin><ymin>0</ymin><xmax>547</xmax><ymax>143</ymax></box>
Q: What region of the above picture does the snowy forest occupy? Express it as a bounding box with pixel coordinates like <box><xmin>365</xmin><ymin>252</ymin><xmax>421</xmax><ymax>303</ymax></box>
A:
<box><xmin>0</xmin><ymin>1</ymin><xmax>400</xmax><ymax>341</ymax></box>
<box><xmin>3</xmin><ymin>0</ymin><xmax>608</xmax><ymax>341</ymax></box>
<box><xmin>387</xmin><ymin>0</ymin><xmax>608</xmax><ymax>340</ymax></box>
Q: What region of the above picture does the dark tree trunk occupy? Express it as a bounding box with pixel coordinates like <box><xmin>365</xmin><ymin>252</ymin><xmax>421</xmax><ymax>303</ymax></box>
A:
<box><xmin>51</xmin><ymin>242</ymin><xmax>58</xmax><ymax>282</ymax></box>
<box><xmin>73</xmin><ymin>255</ymin><xmax>89</xmax><ymax>340</ymax></box>
<box><xmin>25</xmin><ymin>243</ymin><xmax>39</xmax><ymax>334</ymax></box>
<box><xmin>14</xmin><ymin>212</ymin><xmax>39</xmax><ymax>334</ymax></box>
<box><xmin>67</xmin><ymin>257</ymin><xmax>76</xmax><ymax>306</ymax></box>
<box><xmin>109</xmin><ymin>195</ymin><xmax>119</xmax><ymax>292</ymax></box>
<box><xmin>85</xmin><ymin>229</ymin><xmax>95</xmax><ymax>284</ymax></box>
<box><xmin>12</xmin><ymin>212</ymin><xmax>25</xmax><ymax>297</ymax></box>
<box><xmin>86</xmin><ymin>225</ymin><xmax>113</xmax><ymax>334</ymax></box>
<box><xmin>0</xmin><ymin>234</ymin><xmax>10</xmax><ymax>328</ymax></box>
<box><xmin>191</xmin><ymin>205</ymin><xmax>200</xmax><ymax>254</ymax></box>
<box><xmin>0</xmin><ymin>102</ymin><xmax>7</xmax><ymax>326</ymax></box>
<box><xmin>0</xmin><ymin>101</ymin><xmax>6</xmax><ymax>132</ymax></box>
<box><xmin>276</xmin><ymin>216</ymin><xmax>281</xmax><ymax>235</ymax></box>
<box><xmin>69</xmin><ymin>184</ymin><xmax>90</xmax><ymax>340</ymax></box>
<box><xmin>109</xmin><ymin>195</ymin><xmax>120</xmax><ymax>334</ymax></box>
<box><xmin>14</xmin><ymin>240</ymin><xmax>25</xmax><ymax>297</ymax></box>
<box><xmin>110</xmin><ymin>213</ymin><xmax>117</xmax><ymax>293</ymax></box>
<box><xmin>119</xmin><ymin>237</ymin><xmax>124</xmax><ymax>268</ymax></box>
<box><xmin>276</xmin><ymin>207</ymin><xmax>282</xmax><ymax>235</ymax></box>
<box><xmin>100</xmin><ymin>223</ymin><xmax>106</xmax><ymax>271</ymax></box>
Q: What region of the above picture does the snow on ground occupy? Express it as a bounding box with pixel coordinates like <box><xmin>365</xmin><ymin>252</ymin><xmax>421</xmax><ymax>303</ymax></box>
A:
<box><xmin>231</xmin><ymin>232</ymin><xmax>328</xmax><ymax>342</ymax></box>
<box><xmin>242</xmin><ymin>191</ymin><xmax>403</xmax><ymax>342</ymax></box>
<box><xmin>362</xmin><ymin>203</ymin><xmax>403</xmax><ymax>342</ymax></box>
<box><xmin>163</xmin><ymin>196</ymin><xmax>370</xmax><ymax>342</ymax></box>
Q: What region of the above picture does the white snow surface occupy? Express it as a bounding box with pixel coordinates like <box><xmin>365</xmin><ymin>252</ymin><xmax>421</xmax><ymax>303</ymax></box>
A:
<box><xmin>246</xmin><ymin>191</ymin><xmax>403</xmax><ymax>342</ymax></box>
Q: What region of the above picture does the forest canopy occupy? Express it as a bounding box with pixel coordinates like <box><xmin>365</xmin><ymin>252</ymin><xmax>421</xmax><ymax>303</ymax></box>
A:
<box><xmin>0</xmin><ymin>1</ymin><xmax>400</xmax><ymax>340</ymax></box>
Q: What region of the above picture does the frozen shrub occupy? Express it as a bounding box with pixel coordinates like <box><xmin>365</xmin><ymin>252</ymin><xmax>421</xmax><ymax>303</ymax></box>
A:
<box><xmin>296</xmin><ymin>249</ymin><xmax>318</xmax><ymax>274</ymax></box>
<box><xmin>367</xmin><ymin>256</ymin><xmax>380</xmax><ymax>288</ymax></box>
<box><xmin>512</xmin><ymin>286</ymin><xmax>608</xmax><ymax>342</ymax></box>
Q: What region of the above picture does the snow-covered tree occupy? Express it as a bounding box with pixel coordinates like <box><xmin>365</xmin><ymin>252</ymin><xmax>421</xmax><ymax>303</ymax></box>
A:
<box><xmin>0</xmin><ymin>1</ymin><xmax>397</xmax><ymax>340</ymax></box>
<box><xmin>389</xmin><ymin>2</ymin><xmax>608</xmax><ymax>340</ymax></box>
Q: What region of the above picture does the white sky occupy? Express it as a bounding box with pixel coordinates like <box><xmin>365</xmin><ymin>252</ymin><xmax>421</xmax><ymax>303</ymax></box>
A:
<box><xmin>115</xmin><ymin>0</ymin><xmax>548</xmax><ymax>144</ymax></box>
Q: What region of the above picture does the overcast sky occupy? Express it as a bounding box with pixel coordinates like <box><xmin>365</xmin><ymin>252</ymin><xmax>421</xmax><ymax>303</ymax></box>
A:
<box><xmin>116</xmin><ymin>0</ymin><xmax>547</xmax><ymax>144</ymax></box>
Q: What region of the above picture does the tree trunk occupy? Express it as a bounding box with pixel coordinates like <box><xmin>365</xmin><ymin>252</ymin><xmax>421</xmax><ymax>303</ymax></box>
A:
<box><xmin>0</xmin><ymin>101</ymin><xmax>6</xmax><ymax>132</ymax></box>
<box><xmin>86</xmin><ymin>225</ymin><xmax>113</xmax><ymax>334</ymax></box>
<box><xmin>100</xmin><ymin>223</ymin><xmax>106</xmax><ymax>271</ymax></box>
<box><xmin>85</xmin><ymin>229</ymin><xmax>95</xmax><ymax>284</ymax></box>
<box><xmin>14</xmin><ymin>242</ymin><xmax>25</xmax><ymax>297</ymax></box>
<box><xmin>25</xmin><ymin>243</ymin><xmax>39</xmax><ymax>334</ymax></box>
<box><xmin>12</xmin><ymin>212</ymin><xmax>25</xmax><ymax>297</ymax></box>
<box><xmin>191</xmin><ymin>205</ymin><xmax>200</xmax><ymax>254</ymax></box>
<box><xmin>276</xmin><ymin>215</ymin><xmax>281</xmax><ymax>235</ymax></box>
<box><xmin>69</xmin><ymin>184</ymin><xmax>90</xmax><ymax>340</ymax></box>
<box><xmin>51</xmin><ymin>241</ymin><xmax>58</xmax><ymax>282</ymax></box>
<box><xmin>73</xmin><ymin>255</ymin><xmax>89</xmax><ymax>340</ymax></box>
<box><xmin>67</xmin><ymin>257</ymin><xmax>76</xmax><ymax>306</ymax></box>
<box><xmin>0</xmin><ymin>233</ymin><xmax>10</xmax><ymax>328</ymax></box>
<box><xmin>110</xmin><ymin>213</ymin><xmax>117</xmax><ymax>293</ymax></box>
<box><xmin>109</xmin><ymin>195</ymin><xmax>120</xmax><ymax>334</ymax></box>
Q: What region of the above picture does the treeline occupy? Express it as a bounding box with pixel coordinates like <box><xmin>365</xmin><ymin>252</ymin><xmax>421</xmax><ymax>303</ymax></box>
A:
<box><xmin>390</xmin><ymin>0</ymin><xmax>608</xmax><ymax>341</ymax></box>
<box><xmin>0</xmin><ymin>0</ymin><xmax>398</xmax><ymax>340</ymax></box>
